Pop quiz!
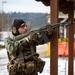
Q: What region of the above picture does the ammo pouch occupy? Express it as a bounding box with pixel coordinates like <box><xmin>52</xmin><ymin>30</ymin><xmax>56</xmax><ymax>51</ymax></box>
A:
<box><xmin>7</xmin><ymin>54</ymin><xmax>45</xmax><ymax>75</ymax></box>
<box><xmin>24</xmin><ymin>61</ymin><xmax>35</xmax><ymax>74</ymax></box>
<box><xmin>7</xmin><ymin>58</ymin><xmax>19</xmax><ymax>75</ymax></box>
<box><xmin>24</xmin><ymin>55</ymin><xmax>45</xmax><ymax>74</ymax></box>
<box><xmin>24</xmin><ymin>53</ymin><xmax>45</xmax><ymax>73</ymax></box>
<box><xmin>17</xmin><ymin>61</ymin><xmax>35</xmax><ymax>74</ymax></box>
<box><xmin>7</xmin><ymin>59</ymin><xmax>35</xmax><ymax>75</ymax></box>
<box><xmin>35</xmin><ymin>58</ymin><xmax>45</xmax><ymax>73</ymax></box>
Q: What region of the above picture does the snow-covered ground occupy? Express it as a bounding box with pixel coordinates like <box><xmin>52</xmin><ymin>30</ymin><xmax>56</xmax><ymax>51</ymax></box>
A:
<box><xmin>0</xmin><ymin>46</ymin><xmax>75</xmax><ymax>75</ymax></box>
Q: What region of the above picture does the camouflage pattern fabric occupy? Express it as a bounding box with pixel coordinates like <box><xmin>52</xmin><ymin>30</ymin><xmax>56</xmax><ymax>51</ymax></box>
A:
<box><xmin>7</xmin><ymin>53</ymin><xmax>45</xmax><ymax>75</ymax></box>
<box><xmin>4</xmin><ymin>29</ymin><xmax>51</xmax><ymax>75</ymax></box>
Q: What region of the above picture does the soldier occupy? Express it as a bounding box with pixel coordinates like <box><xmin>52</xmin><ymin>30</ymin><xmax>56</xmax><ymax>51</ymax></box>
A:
<box><xmin>4</xmin><ymin>19</ymin><xmax>52</xmax><ymax>75</ymax></box>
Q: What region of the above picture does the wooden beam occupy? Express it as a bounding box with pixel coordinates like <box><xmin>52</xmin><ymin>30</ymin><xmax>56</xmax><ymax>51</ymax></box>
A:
<box><xmin>66</xmin><ymin>0</ymin><xmax>73</xmax><ymax>1</ymax></box>
<box><xmin>68</xmin><ymin>1</ymin><xmax>74</xmax><ymax>75</ymax></box>
<box><xmin>50</xmin><ymin>0</ymin><xmax>58</xmax><ymax>75</ymax></box>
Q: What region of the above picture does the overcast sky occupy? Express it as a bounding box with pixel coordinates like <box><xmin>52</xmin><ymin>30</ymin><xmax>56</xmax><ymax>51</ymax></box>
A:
<box><xmin>0</xmin><ymin>0</ymin><xmax>50</xmax><ymax>13</ymax></box>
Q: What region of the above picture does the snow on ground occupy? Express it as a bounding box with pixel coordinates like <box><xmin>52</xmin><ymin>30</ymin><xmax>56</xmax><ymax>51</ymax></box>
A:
<box><xmin>0</xmin><ymin>48</ymin><xmax>9</xmax><ymax>75</ymax></box>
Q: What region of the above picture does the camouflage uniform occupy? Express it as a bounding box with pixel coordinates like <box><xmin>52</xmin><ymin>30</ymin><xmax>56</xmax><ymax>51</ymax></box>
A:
<box><xmin>4</xmin><ymin>29</ymin><xmax>52</xmax><ymax>75</ymax></box>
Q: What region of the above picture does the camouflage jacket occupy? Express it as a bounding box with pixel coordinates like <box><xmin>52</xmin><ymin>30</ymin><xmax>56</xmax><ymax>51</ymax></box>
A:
<box><xmin>4</xmin><ymin>30</ymin><xmax>52</xmax><ymax>60</ymax></box>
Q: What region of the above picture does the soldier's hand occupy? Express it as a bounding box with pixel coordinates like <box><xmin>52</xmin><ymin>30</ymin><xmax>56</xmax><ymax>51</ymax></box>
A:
<box><xmin>29</xmin><ymin>33</ymin><xmax>38</xmax><ymax>41</ymax></box>
<box><xmin>19</xmin><ymin>40</ymin><xmax>29</xmax><ymax>50</ymax></box>
<box><xmin>46</xmin><ymin>30</ymin><xmax>52</xmax><ymax>35</ymax></box>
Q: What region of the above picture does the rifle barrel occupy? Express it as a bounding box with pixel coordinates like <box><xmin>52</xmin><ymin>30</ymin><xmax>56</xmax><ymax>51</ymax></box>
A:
<box><xmin>51</xmin><ymin>21</ymin><xmax>72</xmax><ymax>29</ymax></box>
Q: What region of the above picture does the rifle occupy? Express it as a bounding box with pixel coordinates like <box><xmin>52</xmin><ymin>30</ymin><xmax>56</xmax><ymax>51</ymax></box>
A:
<box><xmin>14</xmin><ymin>21</ymin><xmax>73</xmax><ymax>41</ymax></box>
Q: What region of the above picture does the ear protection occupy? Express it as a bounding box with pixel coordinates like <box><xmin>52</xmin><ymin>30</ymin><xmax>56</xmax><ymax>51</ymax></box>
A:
<box><xmin>11</xmin><ymin>19</ymin><xmax>25</xmax><ymax>36</ymax></box>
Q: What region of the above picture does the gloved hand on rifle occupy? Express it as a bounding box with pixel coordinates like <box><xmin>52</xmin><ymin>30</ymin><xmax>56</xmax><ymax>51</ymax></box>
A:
<box><xmin>27</xmin><ymin>32</ymin><xmax>40</xmax><ymax>42</ymax></box>
<box><xmin>19</xmin><ymin>32</ymin><xmax>39</xmax><ymax>45</ymax></box>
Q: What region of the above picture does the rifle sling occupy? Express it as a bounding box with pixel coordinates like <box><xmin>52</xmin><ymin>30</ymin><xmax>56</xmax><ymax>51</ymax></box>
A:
<box><xmin>30</xmin><ymin>45</ymin><xmax>35</xmax><ymax>55</ymax></box>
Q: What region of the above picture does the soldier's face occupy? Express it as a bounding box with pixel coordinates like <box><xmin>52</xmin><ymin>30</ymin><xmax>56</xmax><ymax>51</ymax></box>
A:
<box><xmin>18</xmin><ymin>23</ymin><xmax>28</xmax><ymax>34</ymax></box>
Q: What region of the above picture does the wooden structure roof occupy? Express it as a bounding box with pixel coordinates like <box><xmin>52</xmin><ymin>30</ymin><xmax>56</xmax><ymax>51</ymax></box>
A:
<box><xmin>35</xmin><ymin>0</ymin><xmax>75</xmax><ymax>75</ymax></box>
<box><xmin>36</xmin><ymin>0</ymin><xmax>75</xmax><ymax>14</ymax></box>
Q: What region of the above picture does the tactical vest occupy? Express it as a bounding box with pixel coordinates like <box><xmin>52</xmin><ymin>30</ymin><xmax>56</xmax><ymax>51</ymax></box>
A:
<box><xmin>7</xmin><ymin>42</ymin><xmax>45</xmax><ymax>75</ymax></box>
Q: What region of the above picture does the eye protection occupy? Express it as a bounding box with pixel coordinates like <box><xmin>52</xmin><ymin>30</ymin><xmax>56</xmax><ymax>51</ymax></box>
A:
<box><xmin>20</xmin><ymin>23</ymin><xmax>27</xmax><ymax>28</ymax></box>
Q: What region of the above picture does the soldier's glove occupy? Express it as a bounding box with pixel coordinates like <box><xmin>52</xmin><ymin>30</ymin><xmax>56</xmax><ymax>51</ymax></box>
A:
<box><xmin>18</xmin><ymin>40</ymin><xmax>29</xmax><ymax>51</ymax></box>
<box><xmin>40</xmin><ymin>25</ymin><xmax>53</xmax><ymax>35</ymax></box>
<box><xmin>46</xmin><ymin>29</ymin><xmax>52</xmax><ymax>35</ymax></box>
<box><xmin>27</xmin><ymin>33</ymin><xmax>39</xmax><ymax>42</ymax></box>
<box><xmin>20</xmin><ymin>40</ymin><xmax>29</xmax><ymax>46</ymax></box>
<box><xmin>19</xmin><ymin>33</ymin><xmax>39</xmax><ymax>46</ymax></box>
<box><xmin>31</xmin><ymin>33</ymin><xmax>38</xmax><ymax>40</ymax></box>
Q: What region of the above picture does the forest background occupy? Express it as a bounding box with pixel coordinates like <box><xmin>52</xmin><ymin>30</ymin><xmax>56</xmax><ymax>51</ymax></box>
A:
<box><xmin>0</xmin><ymin>12</ymin><xmax>48</xmax><ymax>31</ymax></box>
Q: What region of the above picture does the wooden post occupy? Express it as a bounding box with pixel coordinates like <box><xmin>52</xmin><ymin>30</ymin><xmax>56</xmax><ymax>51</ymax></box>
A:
<box><xmin>50</xmin><ymin>0</ymin><xmax>58</xmax><ymax>75</ymax></box>
<box><xmin>68</xmin><ymin>1</ymin><xmax>74</xmax><ymax>75</ymax></box>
